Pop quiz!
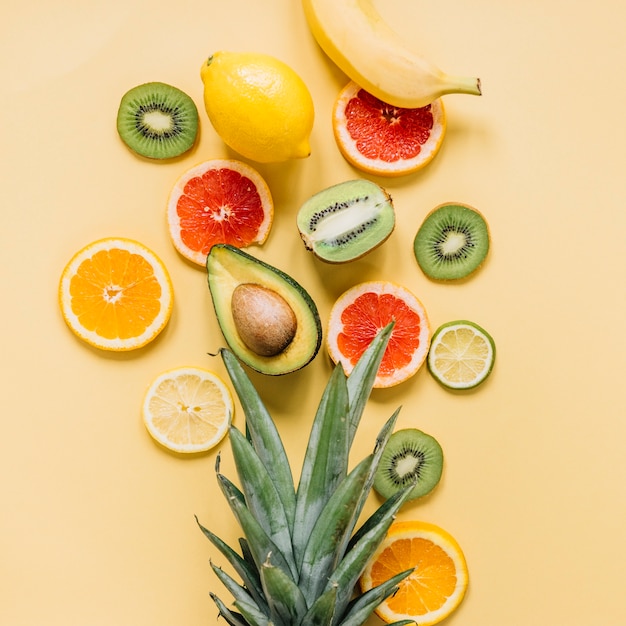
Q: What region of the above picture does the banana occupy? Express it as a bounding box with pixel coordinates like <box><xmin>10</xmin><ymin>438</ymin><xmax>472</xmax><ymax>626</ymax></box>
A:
<box><xmin>301</xmin><ymin>0</ymin><xmax>481</xmax><ymax>108</ymax></box>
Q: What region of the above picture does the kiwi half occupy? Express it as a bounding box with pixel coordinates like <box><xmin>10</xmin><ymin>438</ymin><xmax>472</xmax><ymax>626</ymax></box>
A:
<box><xmin>374</xmin><ymin>428</ymin><xmax>444</xmax><ymax>502</ymax></box>
<box><xmin>296</xmin><ymin>179</ymin><xmax>395</xmax><ymax>263</ymax></box>
<box><xmin>413</xmin><ymin>202</ymin><xmax>490</xmax><ymax>280</ymax></box>
<box><xmin>116</xmin><ymin>82</ymin><xmax>198</xmax><ymax>159</ymax></box>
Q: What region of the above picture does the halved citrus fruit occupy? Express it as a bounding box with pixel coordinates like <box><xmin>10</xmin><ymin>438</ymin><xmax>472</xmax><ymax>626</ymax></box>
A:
<box><xmin>327</xmin><ymin>281</ymin><xmax>431</xmax><ymax>388</ymax></box>
<box><xmin>167</xmin><ymin>159</ymin><xmax>274</xmax><ymax>265</ymax></box>
<box><xmin>428</xmin><ymin>320</ymin><xmax>496</xmax><ymax>389</ymax></box>
<box><xmin>58</xmin><ymin>237</ymin><xmax>173</xmax><ymax>351</ymax></box>
<box><xmin>332</xmin><ymin>81</ymin><xmax>446</xmax><ymax>177</ymax></box>
<box><xmin>142</xmin><ymin>366</ymin><xmax>233</xmax><ymax>454</ymax></box>
<box><xmin>360</xmin><ymin>520</ymin><xmax>469</xmax><ymax>625</ymax></box>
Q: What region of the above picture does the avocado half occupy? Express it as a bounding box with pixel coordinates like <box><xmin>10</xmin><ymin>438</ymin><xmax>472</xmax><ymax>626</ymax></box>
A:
<box><xmin>206</xmin><ymin>244</ymin><xmax>322</xmax><ymax>375</ymax></box>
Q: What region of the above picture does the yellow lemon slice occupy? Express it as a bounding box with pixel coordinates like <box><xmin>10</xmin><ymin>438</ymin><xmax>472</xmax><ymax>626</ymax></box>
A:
<box><xmin>58</xmin><ymin>237</ymin><xmax>173</xmax><ymax>351</ymax></box>
<box><xmin>142</xmin><ymin>367</ymin><xmax>233</xmax><ymax>454</ymax></box>
<box><xmin>428</xmin><ymin>320</ymin><xmax>496</xmax><ymax>389</ymax></box>
<box><xmin>360</xmin><ymin>520</ymin><xmax>469</xmax><ymax>625</ymax></box>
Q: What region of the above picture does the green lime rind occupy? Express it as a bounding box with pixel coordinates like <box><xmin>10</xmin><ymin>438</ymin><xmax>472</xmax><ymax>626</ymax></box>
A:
<box><xmin>427</xmin><ymin>319</ymin><xmax>496</xmax><ymax>390</ymax></box>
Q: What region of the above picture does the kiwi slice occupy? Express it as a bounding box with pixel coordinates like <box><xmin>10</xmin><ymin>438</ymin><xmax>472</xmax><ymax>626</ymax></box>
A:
<box><xmin>296</xmin><ymin>179</ymin><xmax>395</xmax><ymax>263</ymax></box>
<box><xmin>374</xmin><ymin>428</ymin><xmax>443</xmax><ymax>501</ymax></box>
<box><xmin>413</xmin><ymin>202</ymin><xmax>490</xmax><ymax>280</ymax></box>
<box><xmin>116</xmin><ymin>82</ymin><xmax>199</xmax><ymax>159</ymax></box>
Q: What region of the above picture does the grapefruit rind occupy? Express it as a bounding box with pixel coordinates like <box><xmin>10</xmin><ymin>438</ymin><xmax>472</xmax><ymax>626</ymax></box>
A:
<box><xmin>332</xmin><ymin>81</ymin><xmax>446</xmax><ymax>177</ymax></box>
<box><xmin>326</xmin><ymin>281</ymin><xmax>431</xmax><ymax>388</ymax></box>
<box><xmin>167</xmin><ymin>159</ymin><xmax>274</xmax><ymax>266</ymax></box>
<box><xmin>58</xmin><ymin>237</ymin><xmax>174</xmax><ymax>352</ymax></box>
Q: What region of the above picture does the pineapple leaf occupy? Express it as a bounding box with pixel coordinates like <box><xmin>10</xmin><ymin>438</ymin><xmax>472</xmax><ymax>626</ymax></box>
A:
<box><xmin>323</xmin><ymin>483</ymin><xmax>414</xmax><ymax>617</ymax></box>
<box><xmin>211</xmin><ymin>562</ymin><xmax>266</xmax><ymax>618</ymax></box>
<box><xmin>210</xmin><ymin>593</ymin><xmax>250</xmax><ymax>626</ymax></box>
<box><xmin>301</xmin><ymin>585</ymin><xmax>338</xmax><ymax>625</ymax></box>
<box><xmin>196</xmin><ymin>519</ymin><xmax>266</xmax><ymax>612</ymax></box>
<box><xmin>234</xmin><ymin>596</ymin><xmax>273</xmax><ymax>626</ymax></box>
<box><xmin>298</xmin><ymin>455</ymin><xmax>373</xmax><ymax>605</ymax></box>
<box><xmin>229</xmin><ymin>427</ymin><xmax>297</xmax><ymax>575</ymax></box>
<box><xmin>334</xmin><ymin>408</ymin><xmax>401</xmax><ymax>562</ymax></box>
<box><xmin>336</xmin><ymin>569</ymin><xmax>415</xmax><ymax>626</ymax></box>
<box><xmin>292</xmin><ymin>363</ymin><xmax>350</xmax><ymax>566</ymax></box>
<box><xmin>260</xmin><ymin>556</ymin><xmax>308</xmax><ymax>626</ymax></box>
<box><xmin>221</xmin><ymin>349</ymin><xmax>296</xmax><ymax>529</ymax></box>
<box><xmin>345</xmin><ymin>322</ymin><xmax>395</xmax><ymax>446</ymax></box>
<box><xmin>216</xmin><ymin>472</ymin><xmax>297</xmax><ymax>582</ymax></box>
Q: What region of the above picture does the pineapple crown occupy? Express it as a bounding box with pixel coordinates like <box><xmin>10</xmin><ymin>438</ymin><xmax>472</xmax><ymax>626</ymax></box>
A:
<box><xmin>197</xmin><ymin>323</ymin><xmax>416</xmax><ymax>626</ymax></box>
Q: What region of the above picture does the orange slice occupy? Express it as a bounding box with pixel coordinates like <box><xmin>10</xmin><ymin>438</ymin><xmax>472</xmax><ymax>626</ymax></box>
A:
<box><xmin>332</xmin><ymin>81</ymin><xmax>446</xmax><ymax>177</ymax></box>
<box><xmin>142</xmin><ymin>366</ymin><xmax>233</xmax><ymax>454</ymax></box>
<box><xmin>326</xmin><ymin>281</ymin><xmax>431</xmax><ymax>388</ymax></box>
<box><xmin>58</xmin><ymin>237</ymin><xmax>173</xmax><ymax>351</ymax></box>
<box><xmin>167</xmin><ymin>159</ymin><xmax>274</xmax><ymax>266</ymax></box>
<box><xmin>360</xmin><ymin>520</ymin><xmax>469</xmax><ymax>625</ymax></box>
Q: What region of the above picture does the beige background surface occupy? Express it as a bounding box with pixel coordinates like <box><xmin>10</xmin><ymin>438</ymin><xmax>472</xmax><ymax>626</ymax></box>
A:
<box><xmin>2</xmin><ymin>1</ymin><xmax>625</xmax><ymax>624</ymax></box>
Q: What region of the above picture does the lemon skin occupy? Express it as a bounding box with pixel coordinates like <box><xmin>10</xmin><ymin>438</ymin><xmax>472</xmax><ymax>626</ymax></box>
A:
<box><xmin>200</xmin><ymin>51</ymin><xmax>314</xmax><ymax>163</ymax></box>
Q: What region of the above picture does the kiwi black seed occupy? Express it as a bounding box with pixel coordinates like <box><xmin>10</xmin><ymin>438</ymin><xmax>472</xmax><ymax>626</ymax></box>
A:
<box><xmin>296</xmin><ymin>179</ymin><xmax>395</xmax><ymax>263</ymax></box>
<box><xmin>116</xmin><ymin>82</ymin><xmax>199</xmax><ymax>159</ymax></box>
<box><xmin>413</xmin><ymin>202</ymin><xmax>490</xmax><ymax>280</ymax></box>
<box><xmin>374</xmin><ymin>428</ymin><xmax>444</xmax><ymax>502</ymax></box>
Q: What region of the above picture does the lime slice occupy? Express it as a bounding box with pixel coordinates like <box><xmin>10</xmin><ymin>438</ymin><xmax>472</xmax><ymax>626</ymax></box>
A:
<box><xmin>142</xmin><ymin>367</ymin><xmax>233</xmax><ymax>453</ymax></box>
<box><xmin>427</xmin><ymin>320</ymin><xmax>495</xmax><ymax>389</ymax></box>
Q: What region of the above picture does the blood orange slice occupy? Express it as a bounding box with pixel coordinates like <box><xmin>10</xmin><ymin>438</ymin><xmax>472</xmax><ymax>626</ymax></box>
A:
<box><xmin>332</xmin><ymin>81</ymin><xmax>446</xmax><ymax>177</ymax></box>
<box><xmin>167</xmin><ymin>159</ymin><xmax>274</xmax><ymax>265</ymax></box>
<box><xmin>327</xmin><ymin>281</ymin><xmax>431</xmax><ymax>388</ymax></box>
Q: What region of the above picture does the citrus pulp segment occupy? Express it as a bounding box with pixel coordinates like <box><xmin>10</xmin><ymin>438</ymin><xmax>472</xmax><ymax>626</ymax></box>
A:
<box><xmin>332</xmin><ymin>81</ymin><xmax>446</xmax><ymax>177</ymax></box>
<box><xmin>428</xmin><ymin>320</ymin><xmax>496</xmax><ymax>389</ymax></box>
<box><xmin>58</xmin><ymin>237</ymin><xmax>173</xmax><ymax>351</ymax></box>
<box><xmin>360</xmin><ymin>520</ymin><xmax>469</xmax><ymax>625</ymax></box>
<box><xmin>326</xmin><ymin>281</ymin><xmax>431</xmax><ymax>388</ymax></box>
<box><xmin>167</xmin><ymin>159</ymin><xmax>274</xmax><ymax>266</ymax></box>
<box><xmin>142</xmin><ymin>367</ymin><xmax>233</xmax><ymax>454</ymax></box>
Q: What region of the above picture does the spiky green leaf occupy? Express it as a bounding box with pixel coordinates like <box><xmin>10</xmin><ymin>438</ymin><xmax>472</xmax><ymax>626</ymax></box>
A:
<box><xmin>196</xmin><ymin>519</ymin><xmax>266</xmax><ymax>612</ymax></box>
<box><xmin>211</xmin><ymin>562</ymin><xmax>265</xmax><ymax>617</ymax></box>
<box><xmin>337</xmin><ymin>569</ymin><xmax>415</xmax><ymax>626</ymax></box>
<box><xmin>221</xmin><ymin>349</ymin><xmax>296</xmax><ymax>529</ymax></box>
<box><xmin>209</xmin><ymin>593</ymin><xmax>249</xmax><ymax>626</ymax></box>
<box><xmin>292</xmin><ymin>363</ymin><xmax>351</xmax><ymax>565</ymax></box>
<box><xmin>234</xmin><ymin>595</ymin><xmax>272</xmax><ymax>626</ymax></box>
<box><xmin>302</xmin><ymin>585</ymin><xmax>337</xmax><ymax>625</ymax></box>
<box><xmin>298</xmin><ymin>456</ymin><xmax>372</xmax><ymax>604</ymax></box>
<box><xmin>216</xmin><ymin>472</ymin><xmax>295</xmax><ymax>582</ymax></box>
<box><xmin>345</xmin><ymin>323</ymin><xmax>395</xmax><ymax>446</ymax></box>
<box><xmin>260</xmin><ymin>556</ymin><xmax>308</xmax><ymax>626</ymax></box>
<box><xmin>229</xmin><ymin>427</ymin><xmax>296</xmax><ymax>575</ymax></box>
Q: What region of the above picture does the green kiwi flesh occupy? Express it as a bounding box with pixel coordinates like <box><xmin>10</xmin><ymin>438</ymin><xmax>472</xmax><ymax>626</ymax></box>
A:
<box><xmin>296</xmin><ymin>179</ymin><xmax>395</xmax><ymax>263</ymax></box>
<box><xmin>413</xmin><ymin>202</ymin><xmax>490</xmax><ymax>280</ymax></box>
<box><xmin>116</xmin><ymin>82</ymin><xmax>198</xmax><ymax>159</ymax></box>
<box><xmin>374</xmin><ymin>428</ymin><xmax>443</xmax><ymax>501</ymax></box>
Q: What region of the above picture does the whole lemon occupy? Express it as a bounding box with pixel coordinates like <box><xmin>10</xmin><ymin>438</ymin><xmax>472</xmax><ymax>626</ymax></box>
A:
<box><xmin>200</xmin><ymin>51</ymin><xmax>315</xmax><ymax>163</ymax></box>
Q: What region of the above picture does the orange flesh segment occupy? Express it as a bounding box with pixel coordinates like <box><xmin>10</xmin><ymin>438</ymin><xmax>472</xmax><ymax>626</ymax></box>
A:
<box><xmin>370</xmin><ymin>537</ymin><xmax>458</xmax><ymax>616</ymax></box>
<box><xmin>68</xmin><ymin>249</ymin><xmax>162</xmax><ymax>340</ymax></box>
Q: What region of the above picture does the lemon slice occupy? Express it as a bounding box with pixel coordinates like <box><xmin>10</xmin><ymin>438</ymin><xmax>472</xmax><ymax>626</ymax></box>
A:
<box><xmin>427</xmin><ymin>320</ymin><xmax>495</xmax><ymax>389</ymax></box>
<box><xmin>142</xmin><ymin>367</ymin><xmax>233</xmax><ymax>453</ymax></box>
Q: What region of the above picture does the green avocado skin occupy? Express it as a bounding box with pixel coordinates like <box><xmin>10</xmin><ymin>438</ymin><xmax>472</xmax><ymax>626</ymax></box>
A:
<box><xmin>206</xmin><ymin>244</ymin><xmax>322</xmax><ymax>375</ymax></box>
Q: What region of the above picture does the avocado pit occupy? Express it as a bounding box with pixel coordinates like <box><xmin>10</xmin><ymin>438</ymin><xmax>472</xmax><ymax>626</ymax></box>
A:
<box><xmin>231</xmin><ymin>283</ymin><xmax>297</xmax><ymax>357</ymax></box>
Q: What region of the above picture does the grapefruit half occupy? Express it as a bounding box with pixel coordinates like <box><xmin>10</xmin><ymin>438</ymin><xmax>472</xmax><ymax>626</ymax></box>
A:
<box><xmin>327</xmin><ymin>281</ymin><xmax>431</xmax><ymax>388</ymax></box>
<box><xmin>332</xmin><ymin>81</ymin><xmax>446</xmax><ymax>177</ymax></box>
<box><xmin>167</xmin><ymin>159</ymin><xmax>273</xmax><ymax>265</ymax></box>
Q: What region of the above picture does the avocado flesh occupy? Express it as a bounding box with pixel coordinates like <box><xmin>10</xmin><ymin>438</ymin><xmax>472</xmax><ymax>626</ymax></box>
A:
<box><xmin>207</xmin><ymin>244</ymin><xmax>322</xmax><ymax>375</ymax></box>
